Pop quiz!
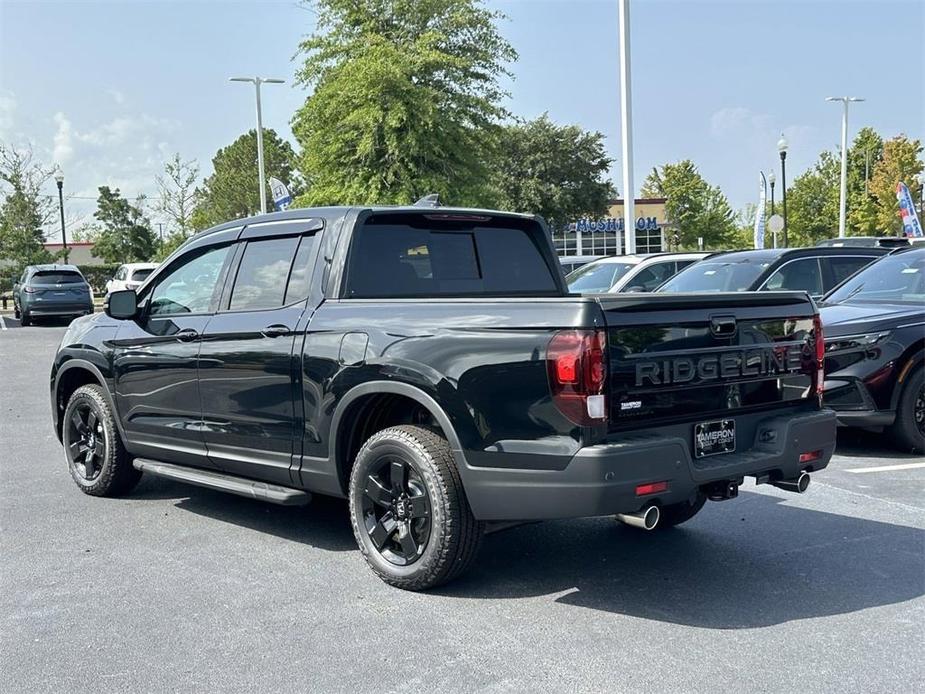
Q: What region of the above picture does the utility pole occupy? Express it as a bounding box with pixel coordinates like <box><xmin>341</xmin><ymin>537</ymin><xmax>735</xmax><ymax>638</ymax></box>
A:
<box><xmin>618</xmin><ymin>0</ymin><xmax>635</xmax><ymax>255</ymax></box>
<box><xmin>229</xmin><ymin>76</ymin><xmax>285</xmax><ymax>215</ymax></box>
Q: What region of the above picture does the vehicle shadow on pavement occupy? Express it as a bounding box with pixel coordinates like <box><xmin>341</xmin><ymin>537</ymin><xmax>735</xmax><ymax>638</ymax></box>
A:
<box><xmin>834</xmin><ymin>428</ymin><xmax>921</xmax><ymax>460</ymax></box>
<box><xmin>440</xmin><ymin>491</ymin><xmax>925</xmax><ymax>629</ymax></box>
<box><xmin>132</xmin><ymin>475</ymin><xmax>356</xmax><ymax>552</ymax></box>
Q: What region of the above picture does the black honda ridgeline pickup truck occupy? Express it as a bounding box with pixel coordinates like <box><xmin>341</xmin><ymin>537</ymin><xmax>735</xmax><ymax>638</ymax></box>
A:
<box><xmin>51</xmin><ymin>206</ymin><xmax>836</xmax><ymax>590</ymax></box>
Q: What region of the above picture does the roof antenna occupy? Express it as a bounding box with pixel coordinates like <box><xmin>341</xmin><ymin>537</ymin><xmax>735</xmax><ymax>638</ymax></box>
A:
<box><xmin>413</xmin><ymin>193</ymin><xmax>440</xmax><ymax>208</ymax></box>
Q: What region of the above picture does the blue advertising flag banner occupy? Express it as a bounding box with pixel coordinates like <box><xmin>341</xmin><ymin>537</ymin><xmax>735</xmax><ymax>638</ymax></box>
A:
<box><xmin>896</xmin><ymin>182</ymin><xmax>923</xmax><ymax>237</ymax></box>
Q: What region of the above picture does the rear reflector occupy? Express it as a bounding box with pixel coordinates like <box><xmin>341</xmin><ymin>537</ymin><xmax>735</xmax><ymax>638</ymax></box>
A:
<box><xmin>799</xmin><ymin>450</ymin><xmax>822</xmax><ymax>463</ymax></box>
<box><xmin>635</xmin><ymin>481</ymin><xmax>668</xmax><ymax>496</ymax></box>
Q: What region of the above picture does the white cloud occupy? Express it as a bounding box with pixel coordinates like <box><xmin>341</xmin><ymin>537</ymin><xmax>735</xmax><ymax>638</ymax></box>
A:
<box><xmin>107</xmin><ymin>89</ymin><xmax>126</xmax><ymax>106</ymax></box>
<box><xmin>52</xmin><ymin>112</ymin><xmax>74</xmax><ymax>165</ymax></box>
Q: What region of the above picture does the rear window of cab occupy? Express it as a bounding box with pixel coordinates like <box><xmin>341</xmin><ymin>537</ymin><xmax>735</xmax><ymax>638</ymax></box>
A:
<box><xmin>344</xmin><ymin>214</ymin><xmax>559</xmax><ymax>298</ymax></box>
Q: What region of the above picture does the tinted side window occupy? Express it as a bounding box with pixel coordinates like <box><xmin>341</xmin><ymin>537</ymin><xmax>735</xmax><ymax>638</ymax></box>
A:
<box><xmin>346</xmin><ymin>217</ymin><xmax>558</xmax><ymax>298</ymax></box>
<box><xmin>826</xmin><ymin>256</ymin><xmax>876</xmax><ymax>289</ymax></box>
<box><xmin>228</xmin><ymin>236</ymin><xmax>299</xmax><ymax>311</ymax></box>
<box><xmin>630</xmin><ymin>261</ymin><xmax>676</xmax><ymax>291</ymax></box>
<box><xmin>150</xmin><ymin>245</ymin><xmax>231</xmax><ymax>316</ymax></box>
<box><xmin>762</xmin><ymin>257</ymin><xmax>823</xmax><ymax>295</ymax></box>
<box><xmin>283</xmin><ymin>235</ymin><xmax>317</xmax><ymax>304</ymax></box>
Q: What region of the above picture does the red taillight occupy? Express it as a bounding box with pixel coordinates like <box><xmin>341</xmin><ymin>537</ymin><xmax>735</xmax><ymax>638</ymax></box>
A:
<box><xmin>799</xmin><ymin>450</ymin><xmax>822</xmax><ymax>463</ymax></box>
<box><xmin>547</xmin><ymin>329</ymin><xmax>607</xmax><ymax>426</ymax></box>
<box><xmin>635</xmin><ymin>481</ymin><xmax>668</xmax><ymax>496</ymax></box>
<box><xmin>813</xmin><ymin>314</ymin><xmax>825</xmax><ymax>399</ymax></box>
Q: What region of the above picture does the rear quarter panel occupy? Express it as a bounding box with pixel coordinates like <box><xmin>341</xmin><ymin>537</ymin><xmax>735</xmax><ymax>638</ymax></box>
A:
<box><xmin>299</xmin><ymin>298</ymin><xmax>602</xmax><ymax>476</ymax></box>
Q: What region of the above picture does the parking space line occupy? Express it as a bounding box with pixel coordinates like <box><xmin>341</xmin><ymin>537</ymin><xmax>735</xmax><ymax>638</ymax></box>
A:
<box><xmin>846</xmin><ymin>462</ymin><xmax>925</xmax><ymax>474</ymax></box>
<box><xmin>0</xmin><ymin>316</ymin><xmax>6</xmax><ymax>330</ymax></box>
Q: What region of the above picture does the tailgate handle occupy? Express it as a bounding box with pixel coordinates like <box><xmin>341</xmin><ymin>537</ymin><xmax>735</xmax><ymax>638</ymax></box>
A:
<box><xmin>710</xmin><ymin>315</ymin><xmax>737</xmax><ymax>338</ymax></box>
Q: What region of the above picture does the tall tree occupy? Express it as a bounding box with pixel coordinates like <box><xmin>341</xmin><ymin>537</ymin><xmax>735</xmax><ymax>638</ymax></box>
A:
<box><xmin>194</xmin><ymin>129</ymin><xmax>298</xmax><ymax>229</ymax></box>
<box><xmin>785</xmin><ymin>150</ymin><xmax>840</xmax><ymax>246</ymax></box>
<box><xmin>0</xmin><ymin>143</ymin><xmax>54</xmax><ymax>275</ymax></box>
<box><xmin>869</xmin><ymin>134</ymin><xmax>924</xmax><ymax>235</ymax></box>
<box><xmin>91</xmin><ymin>187</ymin><xmax>157</xmax><ymax>263</ymax></box>
<box><xmin>292</xmin><ymin>0</ymin><xmax>516</xmax><ymax>206</ymax></box>
<box><xmin>640</xmin><ymin>160</ymin><xmax>736</xmax><ymax>249</ymax></box>
<box><xmin>155</xmin><ymin>154</ymin><xmax>200</xmax><ymax>256</ymax></box>
<box><xmin>490</xmin><ymin>114</ymin><xmax>614</xmax><ymax>229</ymax></box>
<box><xmin>846</xmin><ymin>127</ymin><xmax>883</xmax><ymax>236</ymax></box>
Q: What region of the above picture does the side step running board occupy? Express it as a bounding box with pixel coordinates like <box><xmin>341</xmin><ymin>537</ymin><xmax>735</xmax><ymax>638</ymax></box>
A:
<box><xmin>133</xmin><ymin>459</ymin><xmax>311</xmax><ymax>506</ymax></box>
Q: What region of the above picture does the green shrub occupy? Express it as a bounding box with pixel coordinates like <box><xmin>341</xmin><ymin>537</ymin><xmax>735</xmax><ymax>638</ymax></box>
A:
<box><xmin>76</xmin><ymin>265</ymin><xmax>120</xmax><ymax>293</ymax></box>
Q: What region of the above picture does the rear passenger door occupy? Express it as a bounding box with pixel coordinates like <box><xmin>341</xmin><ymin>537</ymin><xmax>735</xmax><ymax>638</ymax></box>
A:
<box><xmin>198</xmin><ymin>223</ymin><xmax>321</xmax><ymax>484</ymax></box>
<box><xmin>760</xmin><ymin>257</ymin><xmax>824</xmax><ymax>298</ymax></box>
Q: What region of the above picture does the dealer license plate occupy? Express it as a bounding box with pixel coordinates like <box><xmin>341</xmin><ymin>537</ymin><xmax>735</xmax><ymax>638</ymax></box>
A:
<box><xmin>694</xmin><ymin>419</ymin><xmax>736</xmax><ymax>458</ymax></box>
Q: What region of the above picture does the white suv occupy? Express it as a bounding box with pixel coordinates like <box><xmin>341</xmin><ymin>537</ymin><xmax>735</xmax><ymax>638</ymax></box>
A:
<box><xmin>566</xmin><ymin>253</ymin><xmax>711</xmax><ymax>293</ymax></box>
<box><xmin>105</xmin><ymin>263</ymin><xmax>159</xmax><ymax>295</ymax></box>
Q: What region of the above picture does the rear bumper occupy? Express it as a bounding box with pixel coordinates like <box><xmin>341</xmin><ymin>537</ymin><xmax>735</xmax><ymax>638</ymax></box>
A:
<box><xmin>462</xmin><ymin>408</ymin><xmax>836</xmax><ymax>521</ymax></box>
<box><xmin>24</xmin><ymin>302</ymin><xmax>93</xmax><ymax>316</ymax></box>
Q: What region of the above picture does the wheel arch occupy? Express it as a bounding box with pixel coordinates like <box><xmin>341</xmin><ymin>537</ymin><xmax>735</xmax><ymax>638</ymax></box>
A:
<box><xmin>331</xmin><ymin>381</ymin><xmax>469</xmax><ymax>496</ymax></box>
<box><xmin>53</xmin><ymin>360</ymin><xmax>120</xmax><ymax>442</ymax></box>
<box><xmin>891</xmin><ymin>341</ymin><xmax>925</xmax><ymax>410</ymax></box>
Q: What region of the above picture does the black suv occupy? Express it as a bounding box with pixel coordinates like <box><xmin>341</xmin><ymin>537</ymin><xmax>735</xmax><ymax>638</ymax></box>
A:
<box><xmin>50</xmin><ymin>206</ymin><xmax>834</xmax><ymax>589</ymax></box>
<box><xmin>657</xmin><ymin>247</ymin><xmax>889</xmax><ymax>299</ymax></box>
<box><xmin>820</xmin><ymin>247</ymin><xmax>925</xmax><ymax>451</ymax></box>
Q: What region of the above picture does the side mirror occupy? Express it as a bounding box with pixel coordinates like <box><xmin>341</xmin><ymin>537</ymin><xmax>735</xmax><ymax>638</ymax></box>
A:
<box><xmin>626</xmin><ymin>285</ymin><xmax>646</xmax><ymax>293</ymax></box>
<box><xmin>105</xmin><ymin>289</ymin><xmax>138</xmax><ymax>319</ymax></box>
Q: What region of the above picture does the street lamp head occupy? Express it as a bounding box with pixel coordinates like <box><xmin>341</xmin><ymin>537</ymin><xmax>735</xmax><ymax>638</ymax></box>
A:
<box><xmin>229</xmin><ymin>77</ymin><xmax>256</xmax><ymax>83</ymax></box>
<box><xmin>777</xmin><ymin>134</ymin><xmax>788</xmax><ymax>154</ymax></box>
<box><xmin>54</xmin><ymin>167</ymin><xmax>64</xmax><ymax>186</ymax></box>
<box><xmin>262</xmin><ymin>78</ymin><xmax>285</xmax><ymax>84</ymax></box>
<box><xmin>768</xmin><ymin>172</ymin><xmax>776</xmax><ymax>185</ymax></box>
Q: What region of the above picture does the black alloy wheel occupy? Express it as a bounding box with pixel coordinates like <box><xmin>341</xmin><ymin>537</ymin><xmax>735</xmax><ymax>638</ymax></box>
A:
<box><xmin>65</xmin><ymin>402</ymin><xmax>105</xmax><ymax>481</ymax></box>
<box><xmin>361</xmin><ymin>456</ymin><xmax>432</xmax><ymax>566</ymax></box>
<box><xmin>348</xmin><ymin>425</ymin><xmax>483</xmax><ymax>590</ymax></box>
<box><xmin>914</xmin><ymin>386</ymin><xmax>925</xmax><ymax>436</ymax></box>
<box><xmin>62</xmin><ymin>384</ymin><xmax>142</xmax><ymax>496</ymax></box>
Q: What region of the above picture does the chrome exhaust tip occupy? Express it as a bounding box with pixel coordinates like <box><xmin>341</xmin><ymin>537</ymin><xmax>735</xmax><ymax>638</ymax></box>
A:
<box><xmin>616</xmin><ymin>505</ymin><xmax>660</xmax><ymax>531</ymax></box>
<box><xmin>770</xmin><ymin>471</ymin><xmax>811</xmax><ymax>494</ymax></box>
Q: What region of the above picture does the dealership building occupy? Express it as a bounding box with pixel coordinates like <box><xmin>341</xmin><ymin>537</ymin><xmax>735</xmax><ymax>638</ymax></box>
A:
<box><xmin>553</xmin><ymin>198</ymin><xmax>669</xmax><ymax>257</ymax></box>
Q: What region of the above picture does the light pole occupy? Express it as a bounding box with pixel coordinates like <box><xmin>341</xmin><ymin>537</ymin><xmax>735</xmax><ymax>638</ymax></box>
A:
<box><xmin>54</xmin><ymin>168</ymin><xmax>68</xmax><ymax>264</ymax></box>
<box><xmin>229</xmin><ymin>76</ymin><xmax>285</xmax><ymax>215</ymax></box>
<box><xmin>617</xmin><ymin>0</ymin><xmax>636</xmax><ymax>255</ymax></box>
<box><xmin>777</xmin><ymin>134</ymin><xmax>789</xmax><ymax>247</ymax></box>
<box><xmin>768</xmin><ymin>171</ymin><xmax>776</xmax><ymax>217</ymax></box>
<box><xmin>826</xmin><ymin>96</ymin><xmax>865</xmax><ymax>238</ymax></box>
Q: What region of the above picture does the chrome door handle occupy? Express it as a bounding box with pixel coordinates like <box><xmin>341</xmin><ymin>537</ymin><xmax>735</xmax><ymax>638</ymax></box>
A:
<box><xmin>175</xmin><ymin>328</ymin><xmax>200</xmax><ymax>342</ymax></box>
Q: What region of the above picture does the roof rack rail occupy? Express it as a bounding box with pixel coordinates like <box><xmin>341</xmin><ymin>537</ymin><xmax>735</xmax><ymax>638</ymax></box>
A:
<box><xmin>413</xmin><ymin>193</ymin><xmax>440</xmax><ymax>208</ymax></box>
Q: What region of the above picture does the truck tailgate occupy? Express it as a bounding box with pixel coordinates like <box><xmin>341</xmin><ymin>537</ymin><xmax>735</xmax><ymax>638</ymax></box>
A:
<box><xmin>596</xmin><ymin>292</ymin><xmax>821</xmax><ymax>432</ymax></box>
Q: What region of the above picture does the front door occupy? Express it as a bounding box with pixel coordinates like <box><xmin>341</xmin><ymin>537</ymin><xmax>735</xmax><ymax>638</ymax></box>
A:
<box><xmin>198</xmin><ymin>232</ymin><xmax>318</xmax><ymax>484</ymax></box>
<box><xmin>112</xmin><ymin>242</ymin><xmax>235</xmax><ymax>467</ymax></box>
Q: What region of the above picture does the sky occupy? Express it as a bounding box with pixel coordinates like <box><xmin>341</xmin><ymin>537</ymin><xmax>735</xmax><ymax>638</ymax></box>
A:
<box><xmin>1</xmin><ymin>0</ymin><xmax>923</xmax><ymax>241</ymax></box>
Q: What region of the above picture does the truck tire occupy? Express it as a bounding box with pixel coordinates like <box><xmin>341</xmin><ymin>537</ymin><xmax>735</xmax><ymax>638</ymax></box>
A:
<box><xmin>348</xmin><ymin>425</ymin><xmax>483</xmax><ymax>591</ymax></box>
<box><xmin>887</xmin><ymin>367</ymin><xmax>924</xmax><ymax>453</ymax></box>
<box><xmin>656</xmin><ymin>492</ymin><xmax>707</xmax><ymax>529</ymax></box>
<box><xmin>63</xmin><ymin>384</ymin><xmax>141</xmax><ymax>497</ymax></box>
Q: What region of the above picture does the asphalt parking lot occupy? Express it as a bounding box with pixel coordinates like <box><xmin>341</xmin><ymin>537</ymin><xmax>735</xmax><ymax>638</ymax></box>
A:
<box><xmin>1</xmin><ymin>318</ymin><xmax>923</xmax><ymax>693</ymax></box>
